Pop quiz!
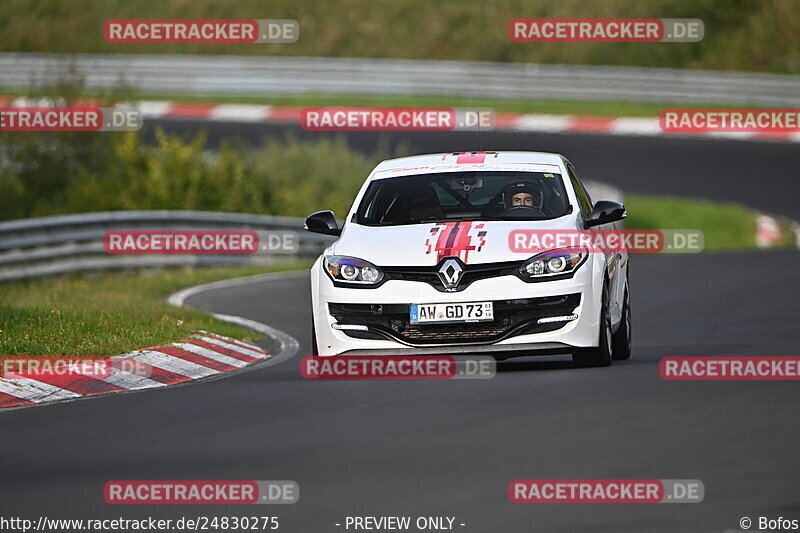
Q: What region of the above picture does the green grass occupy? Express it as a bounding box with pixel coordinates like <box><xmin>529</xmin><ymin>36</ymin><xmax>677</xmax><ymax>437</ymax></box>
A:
<box><xmin>0</xmin><ymin>88</ymin><xmax>743</xmax><ymax>118</ymax></box>
<box><xmin>624</xmin><ymin>194</ymin><xmax>764</xmax><ymax>251</ymax></box>
<box><xmin>1</xmin><ymin>0</ymin><xmax>799</xmax><ymax>73</ymax></box>
<box><xmin>0</xmin><ymin>262</ymin><xmax>311</xmax><ymax>357</ymax></box>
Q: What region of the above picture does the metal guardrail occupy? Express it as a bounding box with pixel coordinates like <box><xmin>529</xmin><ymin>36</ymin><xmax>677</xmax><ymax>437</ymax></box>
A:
<box><xmin>0</xmin><ymin>210</ymin><xmax>335</xmax><ymax>282</ymax></box>
<box><xmin>0</xmin><ymin>181</ymin><xmax>621</xmax><ymax>282</ymax></box>
<box><xmin>1</xmin><ymin>53</ymin><xmax>799</xmax><ymax>106</ymax></box>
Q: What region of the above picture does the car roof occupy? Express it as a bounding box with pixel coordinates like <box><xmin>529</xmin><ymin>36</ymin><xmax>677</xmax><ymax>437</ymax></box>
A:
<box><xmin>373</xmin><ymin>151</ymin><xmax>566</xmax><ymax>172</ymax></box>
<box><xmin>370</xmin><ymin>151</ymin><xmax>567</xmax><ymax>180</ymax></box>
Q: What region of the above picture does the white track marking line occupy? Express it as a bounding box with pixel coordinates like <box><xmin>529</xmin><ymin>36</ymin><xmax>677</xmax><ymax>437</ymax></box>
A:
<box><xmin>99</xmin><ymin>365</ymin><xmax>165</xmax><ymax>390</ymax></box>
<box><xmin>131</xmin><ymin>350</ymin><xmax>220</xmax><ymax>378</ymax></box>
<box><xmin>197</xmin><ymin>336</ymin><xmax>268</xmax><ymax>359</ymax></box>
<box><xmin>135</xmin><ymin>101</ymin><xmax>173</xmax><ymax>118</ymax></box>
<box><xmin>513</xmin><ymin>114</ymin><xmax>572</xmax><ymax>132</ymax></box>
<box><xmin>210</xmin><ymin>104</ymin><xmax>272</xmax><ymax>121</ymax></box>
<box><xmin>174</xmin><ymin>342</ymin><xmax>249</xmax><ymax>368</ymax></box>
<box><xmin>609</xmin><ymin>117</ymin><xmax>662</xmax><ymax>135</ymax></box>
<box><xmin>213</xmin><ymin>336</ymin><xmax>267</xmax><ymax>353</ymax></box>
<box><xmin>756</xmin><ymin>214</ymin><xmax>781</xmax><ymax>248</ymax></box>
<box><xmin>200</xmin><ymin>330</ymin><xmax>268</xmax><ymax>352</ymax></box>
<box><xmin>208</xmin><ymin>312</ymin><xmax>299</xmax><ymax>368</ymax></box>
<box><xmin>168</xmin><ymin>270</ymin><xmax>308</xmax><ymax>307</ymax></box>
<box><xmin>708</xmin><ymin>131</ymin><xmax>756</xmax><ymax>140</ymax></box>
<box><xmin>167</xmin><ymin>270</ymin><xmax>302</xmax><ymax>368</ymax></box>
<box><xmin>0</xmin><ymin>378</ymin><xmax>81</xmax><ymax>402</ymax></box>
<box><xmin>10</xmin><ymin>97</ymin><xmax>61</xmax><ymax>107</ymax></box>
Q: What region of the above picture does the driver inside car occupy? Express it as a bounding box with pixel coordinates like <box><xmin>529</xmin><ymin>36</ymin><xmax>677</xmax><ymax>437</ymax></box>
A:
<box><xmin>512</xmin><ymin>192</ymin><xmax>534</xmax><ymax>207</ymax></box>
<box><xmin>503</xmin><ymin>181</ymin><xmax>544</xmax><ymax>211</ymax></box>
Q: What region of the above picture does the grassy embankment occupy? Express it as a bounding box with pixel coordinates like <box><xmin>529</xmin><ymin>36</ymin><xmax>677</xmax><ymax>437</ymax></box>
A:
<box><xmin>2</xmin><ymin>0</ymin><xmax>798</xmax><ymax>73</ymax></box>
<box><xmin>0</xmin><ymin>263</ymin><xmax>311</xmax><ymax>357</ymax></box>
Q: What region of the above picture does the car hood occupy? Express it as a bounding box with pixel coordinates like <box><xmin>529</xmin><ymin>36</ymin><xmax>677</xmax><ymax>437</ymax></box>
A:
<box><xmin>331</xmin><ymin>216</ymin><xmax>580</xmax><ymax>266</ymax></box>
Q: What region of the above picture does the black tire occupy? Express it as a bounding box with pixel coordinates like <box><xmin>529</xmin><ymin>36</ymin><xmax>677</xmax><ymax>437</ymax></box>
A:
<box><xmin>311</xmin><ymin>321</ymin><xmax>319</xmax><ymax>356</ymax></box>
<box><xmin>612</xmin><ymin>282</ymin><xmax>632</xmax><ymax>360</ymax></box>
<box><xmin>572</xmin><ymin>283</ymin><xmax>613</xmax><ymax>368</ymax></box>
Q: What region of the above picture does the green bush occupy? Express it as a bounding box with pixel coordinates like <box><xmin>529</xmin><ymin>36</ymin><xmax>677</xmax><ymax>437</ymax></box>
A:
<box><xmin>248</xmin><ymin>135</ymin><xmax>378</xmax><ymax>218</ymax></box>
<box><xmin>0</xmin><ymin>74</ymin><xmax>399</xmax><ymax>221</ymax></box>
<box><xmin>0</xmin><ymin>126</ymin><xmax>385</xmax><ymax>221</ymax></box>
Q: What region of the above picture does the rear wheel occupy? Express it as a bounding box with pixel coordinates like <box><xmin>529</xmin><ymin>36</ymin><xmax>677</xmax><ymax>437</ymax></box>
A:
<box><xmin>572</xmin><ymin>283</ymin><xmax>613</xmax><ymax>368</ymax></box>
<box><xmin>612</xmin><ymin>283</ymin><xmax>632</xmax><ymax>360</ymax></box>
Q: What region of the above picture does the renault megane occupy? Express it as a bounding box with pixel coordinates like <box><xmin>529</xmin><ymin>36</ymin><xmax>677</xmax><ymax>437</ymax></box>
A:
<box><xmin>305</xmin><ymin>151</ymin><xmax>631</xmax><ymax>367</ymax></box>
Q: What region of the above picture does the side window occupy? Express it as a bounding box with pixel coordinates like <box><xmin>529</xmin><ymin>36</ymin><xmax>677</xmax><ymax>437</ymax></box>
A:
<box><xmin>566</xmin><ymin>164</ymin><xmax>593</xmax><ymax>218</ymax></box>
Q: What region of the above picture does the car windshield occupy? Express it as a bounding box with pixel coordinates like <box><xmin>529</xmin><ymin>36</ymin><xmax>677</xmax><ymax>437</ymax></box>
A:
<box><xmin>355</xmin><ymin>171</ymin><xmax>571</xmax><ymax>226</ymax></box>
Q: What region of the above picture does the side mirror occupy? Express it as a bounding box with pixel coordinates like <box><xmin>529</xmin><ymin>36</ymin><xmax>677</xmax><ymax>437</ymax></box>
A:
<box><xmin>584</xmin><ymin>200</ymin><xmax>626</xmax><ymax>229</ymax></box>
<box><xmin>304</xmin><ymin>210</ymin><xmax>341</xmax><ymax>236</ymax></box>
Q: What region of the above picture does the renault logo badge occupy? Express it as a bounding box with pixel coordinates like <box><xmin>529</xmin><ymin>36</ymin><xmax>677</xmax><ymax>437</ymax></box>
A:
<box><xmin>438</xmin><ymin>258</ymin><xmax>463</xmax><ymax>290</ymax></box>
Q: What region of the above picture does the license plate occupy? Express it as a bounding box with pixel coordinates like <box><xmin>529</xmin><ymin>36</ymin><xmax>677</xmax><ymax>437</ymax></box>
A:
<box><xmin>410</xmin><ymin>301</ymin><xmax>494</xmax><ymax>324</ymax></box>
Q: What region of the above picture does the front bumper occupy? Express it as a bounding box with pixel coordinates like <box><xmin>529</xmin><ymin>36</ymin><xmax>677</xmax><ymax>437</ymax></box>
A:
<box><xmin>311</xmin><ymin>255</ymin><xmax>604</xmax><ymax>357</ymax></box>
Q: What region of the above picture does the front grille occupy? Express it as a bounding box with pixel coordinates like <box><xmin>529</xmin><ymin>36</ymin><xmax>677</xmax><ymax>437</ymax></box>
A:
<box><xmin>383</xmin><ymin>260</ymin><xmax>520</xmax><ymax>292</ymax></box>
<box><xmin>329</xmin><ymin>294</ymin><xmax>581</xmax><ymax>345</ymax></box>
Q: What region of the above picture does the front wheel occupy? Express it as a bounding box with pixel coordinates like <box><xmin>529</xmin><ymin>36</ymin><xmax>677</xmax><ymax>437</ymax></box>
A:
<box><xmin>612</xmin><ymin>284</ymin><xmax>632</xmax><ymax>360</ymax></box>
<box><xmin>572</xmin><ymin>283</ymin><xmax>613</xmax><ymax>368</ymax></box>
<box><xmin>311</xmin><ymin>321</ymin><xmax>319</xmax><ymax>356</ymax></box>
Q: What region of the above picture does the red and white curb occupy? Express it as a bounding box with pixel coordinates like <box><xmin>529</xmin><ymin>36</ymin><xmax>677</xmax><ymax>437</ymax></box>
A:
<box><xmin>0</xmin><ymin>332</ymin><xmax>270</xmax><ymax>409</ymax></box>
<box><xmin>756</xmin><ymin>214</ymin><xmax>782</xmax><ymax>248</ymax></box>
<box><xmin>137</xmin><ymin>103</ymin><xmax>800</xmax><ymax>143</ymax></box>
<box><xmin>2</xmin><ymin>96</ymin><xmax>799</xmax><ymax>143</ymax></box>
<box><xmin>0</xmin><ymin>271</ymin><xmax>302</xmax><ymax>412</ymax></box>
<box><xmin>756</xmin><ymin>214</ymin><xmax>800</xmax><ymax>249</ymax></box>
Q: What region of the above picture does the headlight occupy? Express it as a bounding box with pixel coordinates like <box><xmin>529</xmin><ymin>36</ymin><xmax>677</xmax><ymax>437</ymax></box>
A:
<box><xmin>518</xmin><ymin>248</ymin><xmax>587</xmax><ymax>280</ymax></box>
<box><xmin>324</xmin><ymin>256</ymin><xmax>384</xmax><ymax>285</ymax></box>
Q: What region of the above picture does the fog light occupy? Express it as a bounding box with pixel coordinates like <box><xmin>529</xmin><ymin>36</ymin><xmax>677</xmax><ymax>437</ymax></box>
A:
<box><xmin>537</xmin><ymin>314</ymin><xmax>578</xmax><ymax>324</ymax></box>
<box><xmin>331</xmin><ymin>323</ymin><xmax>369</xmax><ymax>331</ymax></box>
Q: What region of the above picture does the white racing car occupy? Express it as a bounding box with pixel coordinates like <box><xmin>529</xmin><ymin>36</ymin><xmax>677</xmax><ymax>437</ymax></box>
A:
<box><xmin>306</xmin><ymin>151</ymin><xmax>631</xmax><ymax>367</ymax></box>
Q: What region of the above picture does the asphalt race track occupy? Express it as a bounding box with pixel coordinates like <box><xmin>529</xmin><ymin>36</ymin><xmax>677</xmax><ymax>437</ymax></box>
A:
<box><xmin>146</xmin><ymin>121</ymin><xmax>800</xmax><ymax>220</ymax></box>
<box><xmin>2</xmin><ymin>124</ymin><xmax>799</xmax><ymax>532</ymax></box>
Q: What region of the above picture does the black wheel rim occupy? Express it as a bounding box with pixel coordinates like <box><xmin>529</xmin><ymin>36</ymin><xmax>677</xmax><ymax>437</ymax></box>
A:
<box><xmin>625</xmin><ymin>290</ymin><xmax>631</xmax><ymax>352</ymax></box>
